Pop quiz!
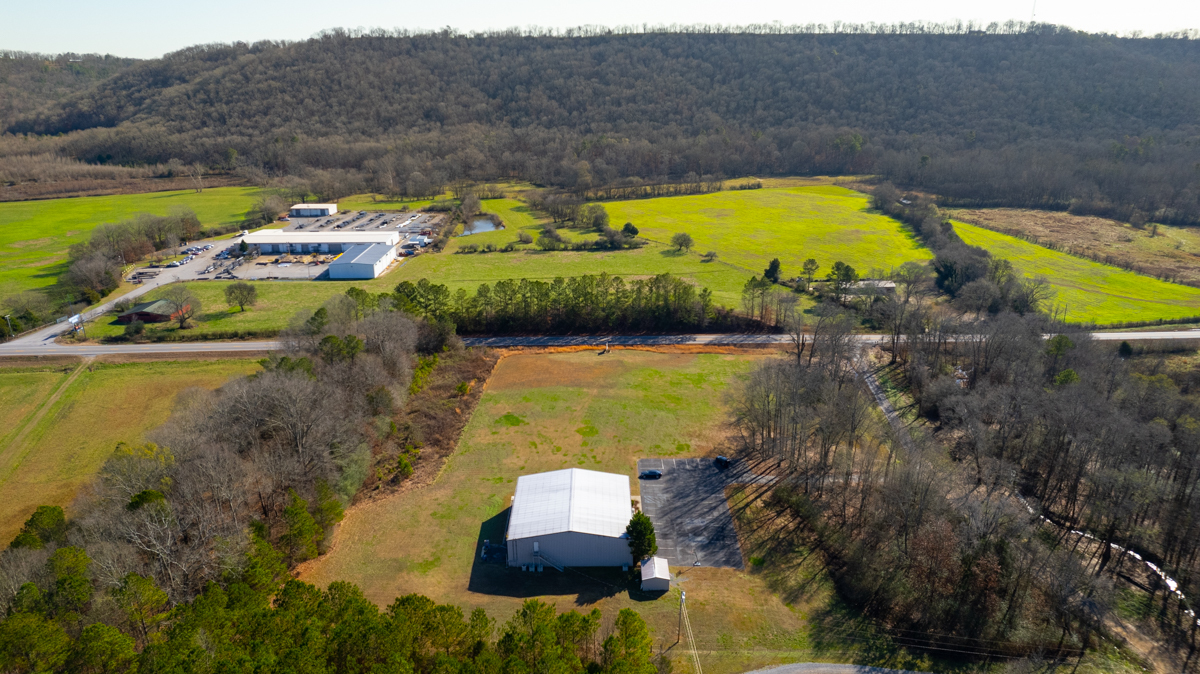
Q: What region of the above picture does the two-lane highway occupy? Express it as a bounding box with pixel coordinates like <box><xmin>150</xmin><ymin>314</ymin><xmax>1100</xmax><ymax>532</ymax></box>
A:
<box><xmin>1</xmin><ymin>331</ymin><xmax>1198</xmax><ymax>358</ymax></box>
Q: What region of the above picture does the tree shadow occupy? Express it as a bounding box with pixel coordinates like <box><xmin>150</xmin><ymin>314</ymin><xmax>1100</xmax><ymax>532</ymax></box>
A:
<box><xmin>466</xmin><ymin>508</ymin><xmax>628</xmax><ymax>606</ymax></box>
<box><xmin>658</xmin><ymin>249</ymin><xmax>687</xmax><ymax>258</ymax></box>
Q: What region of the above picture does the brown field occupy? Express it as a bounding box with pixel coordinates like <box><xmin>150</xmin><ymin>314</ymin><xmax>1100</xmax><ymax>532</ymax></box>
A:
<box><xmin>949</xmin><ymin>208</ymin><xmax>1200</xmax><ymax>285</ymax></box>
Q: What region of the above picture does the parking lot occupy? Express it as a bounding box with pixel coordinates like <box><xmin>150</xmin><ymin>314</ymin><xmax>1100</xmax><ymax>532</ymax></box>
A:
<box><xmin>636</xmin><ymin>457</ymin><xmax>772</xmax><ymax>569</ymax></box>
<box><xmin>281</xmin><ymin>210</ymin><xmax>444</xmax><ymax>234</ymax></box>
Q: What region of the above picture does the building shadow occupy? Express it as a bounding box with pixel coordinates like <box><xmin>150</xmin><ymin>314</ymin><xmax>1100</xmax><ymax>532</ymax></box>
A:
<box><xmin>466</xmin><ymin>508</ymin><xmax>629</xmax><ymax>605</ymax></box>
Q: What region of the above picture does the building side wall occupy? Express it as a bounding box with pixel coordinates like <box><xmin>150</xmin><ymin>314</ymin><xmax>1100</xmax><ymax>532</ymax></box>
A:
<box><xmin>507</xmin><ymin>533</ymin><xmax>630</xmax><ymax>567</ymax></box>
<box><xmin>640</xmin><ymin>577</ymin><xmax>670</xmax><ymax>592</ymax></box>
<box><xmin>328</xmin><ymin>262</ymin><xmax>375</xmax><ymax>280</ymax></box>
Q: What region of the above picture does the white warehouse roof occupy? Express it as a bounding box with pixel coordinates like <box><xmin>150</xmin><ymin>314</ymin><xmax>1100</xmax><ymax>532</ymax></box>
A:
<box><xmin>508</xmin><ymin>468</ymin><xmax>632</xmax><ymax>540</ymax></box>
<box><xmin>332</xmin><ymin>243</ymin><xmax>393</xmax><ymax>267</ymax></box>
<box><xmin>290</xmin><ymin>203</ymin><xmax>338</xmax><ymax>210</ymax></box>
<box><xmin>243</xmin><ymin>231</ymin><xmax>399</xmax><ymax>246</ymax></box>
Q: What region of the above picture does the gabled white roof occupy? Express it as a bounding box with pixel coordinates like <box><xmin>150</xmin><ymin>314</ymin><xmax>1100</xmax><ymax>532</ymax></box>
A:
<box><xmin>641</xmin><ymin>556</ymin><xmax>670</xmax><ymax>581</ymax></box>
<box><xmin>508</xmin><ymin>469</ymin><xmax>632</xmax><ymax>540</ymax></box>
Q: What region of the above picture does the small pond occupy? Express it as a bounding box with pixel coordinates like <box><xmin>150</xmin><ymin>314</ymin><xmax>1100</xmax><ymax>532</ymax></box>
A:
<box><xmin>460</xmin><ymin>219</ymin><xmax>502</xmax><ymax>236</ymax></box>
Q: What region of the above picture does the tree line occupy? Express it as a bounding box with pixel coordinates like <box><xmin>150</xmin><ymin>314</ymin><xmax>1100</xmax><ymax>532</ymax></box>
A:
<box><xmin>394</xmin><ymin>274</ymin><xmax>758</xmax><ymax>334</ymax></box>
<box><xmin>6</xmin><ymin>30</ymin><xmax>1200</xmax><ymax>223</ymax></box>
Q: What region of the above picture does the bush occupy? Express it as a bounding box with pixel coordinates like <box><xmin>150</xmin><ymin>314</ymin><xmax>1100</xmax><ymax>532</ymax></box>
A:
<box><xmin>517</xmin><ymin>231</ymin><xmax>534</xmax><ymax>244</ymax></box>
<box><xmin>124</xmin><ymin>320</ymin><xmax>145</xmax><ymax>337</ymax></box>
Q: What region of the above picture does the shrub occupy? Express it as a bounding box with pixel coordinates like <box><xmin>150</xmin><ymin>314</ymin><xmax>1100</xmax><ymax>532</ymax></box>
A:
<box><xmin>124</xmin><ymin>320</ymin><xmax>145</xmax><ymax>337</ymax></box>
<box><xmin>517</xmin><ymin>231</ymin><xmax>534</xmax><ymax>244</ymax></box>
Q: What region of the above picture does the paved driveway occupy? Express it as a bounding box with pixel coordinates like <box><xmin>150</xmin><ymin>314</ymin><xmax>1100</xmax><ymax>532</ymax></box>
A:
<box><xmin>637</xmin><ymin>457</ymin><xmax>772</xmax><ymax>569</ymax></box>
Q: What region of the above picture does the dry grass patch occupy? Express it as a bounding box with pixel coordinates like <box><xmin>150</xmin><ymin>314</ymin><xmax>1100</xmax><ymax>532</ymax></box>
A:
<box><xmin>950</xmin><ymin>208</ymin><xmax>1200</xmax><ymax>285</ymax></box>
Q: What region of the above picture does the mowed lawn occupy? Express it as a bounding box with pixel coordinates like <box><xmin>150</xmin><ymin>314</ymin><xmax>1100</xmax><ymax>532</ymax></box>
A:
<box><xmin>0</xmin><ymin>186</ymin><xmax>261</xmax><ymax>297</ymax></box>
<box><xmin>0</xmin><ymin>358</ymin><xmax>261</xmax><ymax>542</ymax></box>
<box><xmin>299</xmin><ymin>350</ymin><xmax>838</xmax><ymax>672</ymax></box>
<box><xmin>953</xmin><ymin>221</ymin><xmax>1200</xmax><ymax>324</ymax></box>
<box><xmin>603</xmin><ymin>186</ymin><xmax>932</xmax><ymax>278</ymax></box>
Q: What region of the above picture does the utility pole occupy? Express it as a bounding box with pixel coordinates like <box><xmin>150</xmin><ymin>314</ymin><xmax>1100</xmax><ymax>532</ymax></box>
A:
<box><xmin>3</xmin><ymin>314</ymin><xmax>12</xmax><ymax>339</ymax></box>
<box><xmin>677</xmin><ymin>591</ymin><xmax>685</xmax><ymax>644</ymax></box>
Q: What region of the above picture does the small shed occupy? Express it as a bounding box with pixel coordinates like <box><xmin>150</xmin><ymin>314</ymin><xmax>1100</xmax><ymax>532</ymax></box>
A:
<box><xmin>117</xmin><ymin>299</ymin><xmax>180</xmax><ymax>324</ymax></box>
<box><xmin>640</xmin><ymin>556</ymin><xmax>670</xmax><ymax>592</ymax></box>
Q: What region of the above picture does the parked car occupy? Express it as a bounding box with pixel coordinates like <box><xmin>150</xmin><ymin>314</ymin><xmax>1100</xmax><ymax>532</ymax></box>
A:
<box><xmin>638</xmin><ymin>470</ymin><xmax>663</xmax><ymax>480</ymax></box>
<box><xmin>166</xmin><ymin>261</ymin><xmax>180</xmax><ymax>268</ymax></box>
<box><xmin>714</xmin><ymin>456</ymin><xmax>732</xmax><ymax>469</ymax></box>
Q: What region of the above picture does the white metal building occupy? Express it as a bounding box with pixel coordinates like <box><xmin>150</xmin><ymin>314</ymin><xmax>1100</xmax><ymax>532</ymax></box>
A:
<box><xmin>290</xmin><ymin>203</ymin><xmax>339</xmax><ymax>217</ymax></box>
<box><xmin>506</xmin><ymin>468</ymin><xmax>633</xmax><ymax>568</ymax></box>
<box><xmin>242</xmin><ymin>231</ymin><xmax>399</xmax><ymax>255</ymax></box>
<box><xmin>328</xmin><ymin>243</ymin><xmax>397</xmax><ymax>280</ymax></box>
<box><xmin>640</xmin><ymin>556</ymin><xmax>670</xmax><ymax>592</ymax></box>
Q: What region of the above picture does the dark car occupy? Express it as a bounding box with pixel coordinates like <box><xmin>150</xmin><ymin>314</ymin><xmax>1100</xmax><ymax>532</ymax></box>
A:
<box><xmin>714</xmin><ymin>456</ymin><xmax>732</xmax><ymax>469</ymax></box>
<box><xmin>638</xmin><ymin>470</ymin><xmax>663</xmax><ymax>480</ymax></box>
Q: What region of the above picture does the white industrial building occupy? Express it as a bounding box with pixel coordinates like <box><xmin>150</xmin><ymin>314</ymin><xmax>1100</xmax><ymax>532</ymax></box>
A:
<box><xmin>243</xmin><ymin>230</ymin><xmax>399</xmax><ymax>255</ymax></box>
<box><xmin>290</xmin><ymin>203</ymin><xmax>339</xmax><ymax>217</ymax></box>
<box><xmin>506</xmin><ymin>468</ymin><xmax>633</xmax><ymax>568</ymax></box>
<box><xmin>328</xmin><ymin>243</ymin><xmax>397</xmax><ymax>280</ymax></box>
<box><xmin>640</xmin><ymin>556</ymin><xmax>670</xmax><ymax>592</ymax></box>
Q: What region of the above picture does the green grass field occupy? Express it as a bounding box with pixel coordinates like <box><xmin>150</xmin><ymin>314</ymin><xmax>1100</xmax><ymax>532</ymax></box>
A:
<box><xmin>953</xmin><ymin>221</ymin><xmax>1200</xmax><ymax>324</ymax></box>
<box><xmin>0</xmin><ymin>187</ymin><xmax>261</xmax><ymax>298</ymax></box>
<box><xmin>603</xmin><ymin>186</ymin><xmax>932</xmax><ymax>279</ymax></box>
<box><xmin>299</xmin><ymin>350</ymin><xmax>858</xmax><ymax>673</ymax></box>
<box><xmin>0</xmin><ymin>358</ymin><xmax>261</xmax><ymax>542</ymax></box>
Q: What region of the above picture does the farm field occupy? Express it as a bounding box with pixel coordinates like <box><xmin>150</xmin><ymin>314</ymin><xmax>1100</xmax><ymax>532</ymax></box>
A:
<box><xmin>0</xmin><ymin>358</ymin><xmax>261</xmax><ymax>542</ymax></box>
<box><xmin>0</xmin><ymin>186</ymin><xmax>261</xmax><ymax>297</ymax></box>
<box><xmin>297</xmin><ymin>350</ymin><xmax>868</xmax><ymax>673</ymax></box>
<box><xmin>953</xmin><ymin>221</ymin><xmax>1200</xmax><ymax>324</ymax></box>
<box><xmin>950</xmin><ymin>208</ymin><xmax>1200</xmax><ymax>286</ymax></box>
<box><xmin>603</xmin><ymin>186</ymin><xmax>932</xmax><ymax>279</ymax></box>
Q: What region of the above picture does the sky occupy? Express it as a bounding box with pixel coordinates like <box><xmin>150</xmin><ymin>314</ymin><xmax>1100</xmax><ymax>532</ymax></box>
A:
<box><xmin>5</xmin><ymin>0</ymin><xmax>1199</xmax><ymax>59</ymax></box>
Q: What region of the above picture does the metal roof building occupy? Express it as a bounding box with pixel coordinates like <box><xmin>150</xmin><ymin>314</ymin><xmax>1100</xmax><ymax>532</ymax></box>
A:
<box><xmin>290</xmin><ymin>203</ymin><xmax>339</xmax><ymax>217</ymax></box>
<box><xmin>328</xmin><ymin>243</ymin><xmax>397</xmax><ymax>280</ymax></box>
<box><xmin>506</xmin><ymin>468</ymin><xmax>633</xmax><ymax>568</ymax></box>
<box><xmin>242</xmin><ymin>230</ymin><xmax>399</xmax><ymax>254</ymax></box>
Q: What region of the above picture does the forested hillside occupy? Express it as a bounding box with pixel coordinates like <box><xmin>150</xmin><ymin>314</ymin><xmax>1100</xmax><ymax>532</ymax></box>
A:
<box><xmin>7</xmin><ymin>26</ymin><xmax>1200</xmax><ymax>222</ymax></box>
<box><xmin>0</xmin><ymin>52</ymin><xmax>137</xmax><ymax>131</ymax></box>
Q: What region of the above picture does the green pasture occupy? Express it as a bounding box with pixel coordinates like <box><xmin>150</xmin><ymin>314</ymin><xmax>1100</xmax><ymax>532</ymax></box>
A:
<box><xmin>953</xmin><ymin>221</ymin><xmax>1200</xmax><ymax>324</ymax></box>
<box><xmin>0</xmin><ymin>187</ymin><xmax>261</xmax><ymax>298</ymax></box>
<box><xmin>603</xmin><ymin>186</ymin><xmax>932</xmax><ymax>279</ymax></box>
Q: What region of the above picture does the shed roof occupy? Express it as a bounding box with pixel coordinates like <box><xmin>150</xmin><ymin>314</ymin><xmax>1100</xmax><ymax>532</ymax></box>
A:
<box><xmin>508</xmin><ymin>468</ymin><xmax>632</xmax><ymax>540</ymax></box>
<box><xmin>641</xmin><ymin>556</ymin><xmax>670</xmax><ymax>581</ymax></box>
<box><xmin>331</xmin><ymin>243</ymin><xmax>393</xmax><ymax>267</ymax></box>
<box><xmin>290</xmin><ymin>203</ymin><xmax>339</xmax><ymax>210</ymax></box>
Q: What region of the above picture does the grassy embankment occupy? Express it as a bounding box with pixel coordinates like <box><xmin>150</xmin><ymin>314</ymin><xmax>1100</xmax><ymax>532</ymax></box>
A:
<box><xmin>0</xmin><ymin>186</ymin><xmax>261</xmax><ymax>299</ymax></box>
<box><xmin>953</xmin><ymin>221</ymin><xmax>1200</xmax><ymax>324</ymax></box>
<box><xmin>0</xmin><ymin>358</ymin><xmax>261</xmax><ymax>542</ymax></box>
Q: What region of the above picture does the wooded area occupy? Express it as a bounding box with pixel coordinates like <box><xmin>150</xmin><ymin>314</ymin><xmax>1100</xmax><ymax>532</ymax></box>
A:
<box><xmin>733</xmin><ymin>303</ymin><xmax>1200</xmax><ymax>659</ymax></box>
<box><xmin>4</xmin><ymin>27</ymin><xmax>1200</xmax><ymax>222</ymax></box>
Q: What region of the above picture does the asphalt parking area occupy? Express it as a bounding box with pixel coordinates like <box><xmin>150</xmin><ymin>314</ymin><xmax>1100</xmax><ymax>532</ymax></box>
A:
<box><xmin>636</xmin><ymin>457</ymin><xmax>763</xmax><ymax>569</ymax></box>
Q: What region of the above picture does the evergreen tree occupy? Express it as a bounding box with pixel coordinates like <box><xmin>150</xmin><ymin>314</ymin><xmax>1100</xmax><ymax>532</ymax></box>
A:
<box><xmin>625</xmin><ymin>512</ymin><xmax>658</xmax><ymax>563</ymax></box>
